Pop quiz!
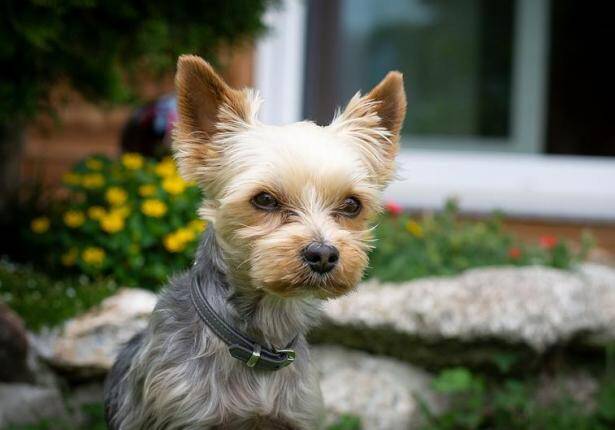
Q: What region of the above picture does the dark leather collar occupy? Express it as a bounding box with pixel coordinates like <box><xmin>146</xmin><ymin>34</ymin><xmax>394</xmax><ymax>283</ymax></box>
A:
<box><xmin>190</xmin><ymin>276</ymin><xmax>296</xmax><ymax>371</ymax></box>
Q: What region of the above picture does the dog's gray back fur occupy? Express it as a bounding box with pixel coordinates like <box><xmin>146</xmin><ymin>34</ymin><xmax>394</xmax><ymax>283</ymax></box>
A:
<box><xmin>104</xmin><ymin>229</ymin><xmax>324</xmax><ymax>429</ymax></box>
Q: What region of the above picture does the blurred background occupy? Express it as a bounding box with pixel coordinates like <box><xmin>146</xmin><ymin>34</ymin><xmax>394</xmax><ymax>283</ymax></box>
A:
<box><xmin>1</xmin><ymin>1</ymin><xmax>615</xmax><ymax>429</ymax></box>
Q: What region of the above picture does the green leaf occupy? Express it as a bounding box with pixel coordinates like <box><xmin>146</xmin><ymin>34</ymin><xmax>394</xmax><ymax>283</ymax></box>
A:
<box><xmin>432</xmin><ymin>368</ymin><xmax>476</xmax><ymax>393</ymax></box>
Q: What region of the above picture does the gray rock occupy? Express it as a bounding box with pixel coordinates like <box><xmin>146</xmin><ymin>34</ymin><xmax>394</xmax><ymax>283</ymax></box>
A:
<box><xmin>34</xmin><ymin>288</ymin><xmax>157</xmax><ymax>378</ymax></box>
<box><xmin>25</xmin><ymin>339</ymin><xmax>63</xmax><ymax>388</ymax></box>
<box><xmin>577</xmin><ymin>263</ymin><xmax>615</xmax><ymax>343</ymax></box>
<box><xmin>314</xmin><ymin>346</ymin><xmax>441</xmax><ymax>430</ymax></box>
<box><xmin>35</xmin><ymin>264</ymin><xmax>615</xmax><ymax>376</ymax></box>
<box><xmin>311</xmin><ymin>264</ymin><xmax>615</xmax><ymax>368</ymax></box>
<box><xmin>0</xmin><ymin>383</ymin><xmax>67</xmax><ymax>428</ymax></box>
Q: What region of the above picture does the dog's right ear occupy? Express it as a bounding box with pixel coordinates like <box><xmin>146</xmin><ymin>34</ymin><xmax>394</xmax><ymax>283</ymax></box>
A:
<box><xmin>173</xmin><ymin>55</ymin><xmax>257</xmax><ymax>185</ymax></box>
<box><xmin>329</xmin><ymin>72</ymin><xmax>406</xmax><ymax>187</ymax></box>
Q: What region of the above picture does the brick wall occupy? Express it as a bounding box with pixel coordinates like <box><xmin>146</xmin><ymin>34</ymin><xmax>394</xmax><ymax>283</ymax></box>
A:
<box><xmin>21</xmin><ymin>45</ymin><xmax>254</xmax><ymax>187</ymax></box>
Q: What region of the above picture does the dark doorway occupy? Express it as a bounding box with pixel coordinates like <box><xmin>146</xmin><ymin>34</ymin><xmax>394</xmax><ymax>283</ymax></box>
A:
<box><xmin>546</xmin><ymin>0</ymin><xmax>615</xmax><ymax>156</ymax></box>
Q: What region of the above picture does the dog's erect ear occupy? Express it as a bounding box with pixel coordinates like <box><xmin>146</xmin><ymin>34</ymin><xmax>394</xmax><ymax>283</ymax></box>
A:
<box><xmin>173</xmin><ymin>55</ymin><xmax>257</xmax><ymax>184</ymax></box>
<box><xmin>330</xmin><ymin>72</ymin><xmax>407</xmax><ymax>186</ymax></box>
<box><xmin>365</xmin><ymin>72</ymin><xmax>407</xmax><ymax>145</ymax></box>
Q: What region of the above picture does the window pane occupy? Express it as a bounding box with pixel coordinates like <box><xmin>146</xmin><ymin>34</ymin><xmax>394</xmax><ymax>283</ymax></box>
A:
<box><xmin>304</xmin><ymin>0</ymin><xmax>515</xmax><ymax>138</ymax></box>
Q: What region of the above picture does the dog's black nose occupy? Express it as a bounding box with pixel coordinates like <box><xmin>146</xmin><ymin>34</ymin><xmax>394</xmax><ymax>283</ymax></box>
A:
<box><xmin>302</xmin><ymin>242</ymin><xmax>339</xmax><ymax>274</ymax></box>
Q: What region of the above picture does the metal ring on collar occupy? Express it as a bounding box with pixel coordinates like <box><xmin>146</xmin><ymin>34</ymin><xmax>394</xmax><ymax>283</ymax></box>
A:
<box><xmin>276</xmin><ymin>348</ymin><xmax>296</xmax><ymax>367</ymax></box>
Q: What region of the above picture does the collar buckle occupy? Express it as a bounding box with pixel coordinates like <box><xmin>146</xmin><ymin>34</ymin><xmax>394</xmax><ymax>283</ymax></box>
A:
<box><xmin>275</xmin><ymin>348</ymin><xmax>296</xmax><ymax>368</ymax></box>
<box><xmin>191</xmin><ymin>276</ymin><xmax>298</xmax><ymax>371</ymax></box>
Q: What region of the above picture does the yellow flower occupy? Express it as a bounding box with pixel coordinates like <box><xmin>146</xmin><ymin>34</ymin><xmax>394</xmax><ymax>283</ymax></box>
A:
<box><xmin>122</xmin><ymin>153</ymin><xmax>144</xmax><ymax>170</ymax></box>
<box><xmin>154</xmin><ymin>157</ymin><xmax>177</xmax><ymax>178</ymax></box>
<box><xmin>30</xmin><ymin>217</ymin><xmax>50</xmax><ymax>234</ymax></box>
<box><xmin>177</xmin><ymin>227</ymin><xmax>196</xmax><ymax>243</ymax></box>
<box><xmin>405</xmin><ymin>219</ymin><xmax>424</xmax><ymax>238</ymax></box>
<box><xmin>61</xmin><ymin>248</ymin><xmax>78</xmax><ymax>266</ymax></box>
<box><xmin>110</xmin><ymin>206</ymin><xmax>131</xmax><ymax>219</ymax></box>
<box><xmin>88</xmin><ymin>206</ymin><xmax>106</xmax><ymax>220</ymax></box>
<box><xmin>139</xmin><ymin>184</ymin><xmax>157</xmax><ymax>197</ymax></box>
<box><xmin>81</xmin><ymin>173</ymin><xmax>105</xmax><ymax>189</ymax></box>
<box><xmin>82</xmin><ymin>247</ymin><xmax>105</xmax><ymax>265</ymax></box>
<box><xmin>106</xmin><ymin>187</ymin><xmax>128</xmax><ymax>206</ymax></box>
<box><xmin>85</xmin><ymin>158</ymin><xmax>103</xmax><ymax>170</ymax></box>
<box><xmin>100</xmin><ymin>212</ymin><xmax>125</xmax><ymax>233</ymax></box>
<box><xmin>163</xmin><ymin>227</ymin><xmax>197</xmax><ymax>253</ymax></box>
<box><xmin>141</xmin><ymin>199</ymin><xmax>167</xmax><ymax>218</ymax></box>
<box><xmin>163</xmin><ymin>232</ymin><xmax>186</xmax><ymax>253</ymax></box>
<box><xmin>188</xmin><ymin>219</ymin><xmax>207</xmax><ymax>233</ymax></box>
<box><xmin>62</xmin><ymin>172</ymin><xmax>81</xmax><ymax>186</ymax></box>
<box><xmin>162</xmin><ymin>176</ymin><xmax>187</xmax><ymax>195</ymax></box>
<box><xmin>63</xmin><ymin>210</ymin><xmax>85</xmax><ymax>228</ymax></box>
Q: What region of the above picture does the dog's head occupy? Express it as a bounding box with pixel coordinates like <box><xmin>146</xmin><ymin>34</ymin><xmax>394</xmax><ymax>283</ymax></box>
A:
<box><xmin>173</xmin><ymin>55</ymin><xmax>406</xmax><ymax>299</ymax></box>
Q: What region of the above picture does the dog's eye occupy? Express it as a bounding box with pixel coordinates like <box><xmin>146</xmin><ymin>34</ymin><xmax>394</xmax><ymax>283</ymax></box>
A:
<box><xmin>251</xmin><ymin>192</ymin><xmax>279</xmax><ymax>211</ymax></box>
<box><xmin>338</xmin><ymin>197</ymin><xmax>361</xmax><ymax>217</ymax></box>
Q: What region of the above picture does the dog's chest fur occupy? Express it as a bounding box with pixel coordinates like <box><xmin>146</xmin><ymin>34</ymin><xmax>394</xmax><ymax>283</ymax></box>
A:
<box><xmin>104</xmin><ymin>231</ymin><xmax>324</xmax><ymax>430</ymax></box>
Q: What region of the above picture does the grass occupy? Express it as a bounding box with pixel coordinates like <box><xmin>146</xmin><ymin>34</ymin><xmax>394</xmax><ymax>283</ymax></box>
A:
<box><xmin>0</xmin><ymin>259</ymin><xmax>119</xmax><ymax>330</ymax></box>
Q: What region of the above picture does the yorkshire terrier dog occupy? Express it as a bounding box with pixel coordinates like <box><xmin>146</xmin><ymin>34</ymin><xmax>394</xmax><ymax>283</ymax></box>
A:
<box><xmin>104</xmin><ymin>55</ymin><xmax>406</xmax><ymax>429</ymax></box>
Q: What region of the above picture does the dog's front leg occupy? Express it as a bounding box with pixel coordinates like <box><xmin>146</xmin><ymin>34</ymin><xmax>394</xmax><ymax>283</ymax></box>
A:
<box><xmin>215</xmin><ymin>416</ymin><xmax>298</xmax><ymax>430</ymax></box>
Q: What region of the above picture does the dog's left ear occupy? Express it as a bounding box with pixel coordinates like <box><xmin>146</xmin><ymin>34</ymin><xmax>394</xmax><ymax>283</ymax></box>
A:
<box><xmin>330</xmin><ymin>72</ymin><xmax>407</xmax><ymax>186</ymax></box>
<box><xmin>173</xmin><ymin>55</ymin><xmax>257</xmax><ymax>186</ymax></box>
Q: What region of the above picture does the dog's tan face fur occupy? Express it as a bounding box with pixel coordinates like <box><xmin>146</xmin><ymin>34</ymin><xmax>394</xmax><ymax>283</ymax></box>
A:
<box><xmin>173</xmin><ymin>55</ymin><xmax>406</xmax><ymax>299</ymax></box>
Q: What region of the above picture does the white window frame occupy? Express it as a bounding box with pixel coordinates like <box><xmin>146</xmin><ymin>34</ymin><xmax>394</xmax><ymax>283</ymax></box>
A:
<box><xmin>255</xmin><ymin>0</ymin><xmax>615</xmax><ymax>221</ymax></box>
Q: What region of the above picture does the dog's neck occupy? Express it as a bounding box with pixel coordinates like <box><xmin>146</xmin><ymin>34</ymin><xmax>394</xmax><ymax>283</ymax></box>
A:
<box><xmin>193</xmin><ymin>228</ymin><xmax>321</xmax><ymax>348</ymax></box>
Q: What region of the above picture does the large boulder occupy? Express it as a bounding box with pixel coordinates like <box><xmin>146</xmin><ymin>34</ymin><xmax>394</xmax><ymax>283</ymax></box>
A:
<box><xmin>310</xmin><ymin>264</ymin><xmax>615</xmax><ymax>369</ymax></box>
<box><xmin>34</xmin><ymin>288</ymin><xmax>157</xmax><ymax>378</ymax></box>
<box><xmin>314</xmin><ymin>346</ymin><xmax>441</xmax><ymax>430</ymax></box>
<box><xmin>36</xmin><ymin>263</ymin><xmax>615</xmax><ymax>376</ymax></box>
<box><xmin>0</xmin><ymin>302</ymin><xmax>33</xmax><ymax>383</ymax></box>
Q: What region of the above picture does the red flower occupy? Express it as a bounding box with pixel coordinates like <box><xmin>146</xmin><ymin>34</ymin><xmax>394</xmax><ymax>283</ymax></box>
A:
<box><xmin>508</xmin><ymin>247</ymin><xmax>522</xmax><ymax>259</ymax></box>
<box><xmin>384</xmin><ymin>201</ymin><xmax>403</xmax><ymax>216</ymax></box>
<box><xmin>539</xmin><ymin>235</ymin><xmax>558</xmax><ymax>249</ymax></box>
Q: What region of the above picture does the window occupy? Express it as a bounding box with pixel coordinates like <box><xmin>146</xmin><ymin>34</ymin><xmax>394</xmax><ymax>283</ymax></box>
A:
<box><xmin>255</xmin><ymin>0</ymin><xmax>615</xmax><ymax>220</ymax></box>
<box><xmin>303</xmin><ymin>0</ymin><xmax>548</xmax><ymax>153</ymax></box>
<box><xmin>306</xmin><ymin>0</ymin><xmax>514</xmax><ymax>138</ymax></box>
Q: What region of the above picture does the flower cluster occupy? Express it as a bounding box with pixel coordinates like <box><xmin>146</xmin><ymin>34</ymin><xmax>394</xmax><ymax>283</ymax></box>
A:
<box><xmin>28</xmin><ymin>154</ymin><xmax>205</xmax><ymax>288</ymax></box>
<box><xmin>368</xmin><ymin>199</ymin><xmax>592</xmax><ymax>282</ymax></box>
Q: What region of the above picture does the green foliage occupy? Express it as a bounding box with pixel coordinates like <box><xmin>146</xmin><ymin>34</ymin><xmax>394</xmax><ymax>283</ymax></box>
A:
<box><xmin>0</xmin><ymin>0</ymin><xmax>274</xmax><ymax>123</ymax></box>
<box><xmin>78</xmin><ymin>403</ymin><xmax>107</xmax><ymax>430</ymax></box>
<box><xmin>420</xmin><ymin>363</ymin><xmax>615</xmax><ymax>430</ymax></box>
<box><xmin>0</xmin><ymin>259</ymin><xmax>118</xmax><ymax>330</ymax></box>
<box><xmin>367</xmin><ymin>200</ymin><xmax>592</xmax><ymax>282</ymax></box>
<box><xmin>327</xmin><ymin>415</ymin><xmax>362</xmax><ymax>430</ymax></box>
<box><xmin>25</xmin><ymin>154</ymin><xmax>205</xmax><ymax>288</ymax></box>
<box><xmin>5</xmin><ymin>402</ymin><xmax>110</xmax><ymax>430</ymax></box>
